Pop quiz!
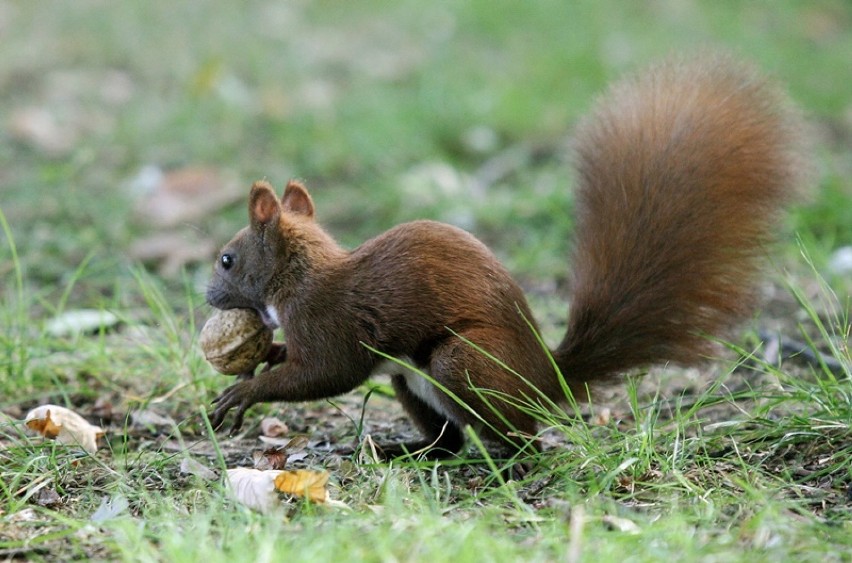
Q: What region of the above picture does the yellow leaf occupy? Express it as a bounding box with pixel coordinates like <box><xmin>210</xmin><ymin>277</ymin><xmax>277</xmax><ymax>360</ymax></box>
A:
<box><xmin>273</xmin><ymin>470</ymin><xmax>329</xmax><ymax>503</ymax></box>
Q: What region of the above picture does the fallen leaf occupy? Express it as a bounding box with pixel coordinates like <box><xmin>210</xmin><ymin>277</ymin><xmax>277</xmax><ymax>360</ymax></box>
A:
<box><xmin>180</xmin><ymin>457</ymin><xmax>218</xmax><ymax>481</ymax></box>
<box><xmin>24</xmin><ymin>405</ymin><xmax>103</xmax><ymax>454</ymax></box>
<box><xmin>253</xmin><ymin>447</ymin><xmax>288</xmax><ymax>471</ymax></box>
<box><xmin>257</xmin><ymin>436</ymin><xmax>291</xmax><ymax>447</ymax></box>
<box><xmin>616</xmin><ymin>475</ymin><xmax>635</xmax><ymax>493</ymax></box>
<box><xmin>260</xmin><ymin>417</ymin><xmax>289</xmax><ymax>438</ymax></box>
<box><xmin>129</xmin><ymin>231</ymin><xmax>217</xmax><ymax>278</ymax></box>
<box><xmin>45</xmin><ymin>309</ymin><xmax>120</xmax><ymax>337</ymax></box>
<box><xmin>131</xmin><ymin>166</ymin><xmax>244</xmax><ymax>228</ymax></box>
<box><xmin>225</xmin><ymin>468</ymin><xmax>330</xmax><ymax>513</ymax></box>
<box><xmin>591</xmin><ymin>407</ymin><xmax>611</xmax><ymax>426</ymax></box>
<box><xmin>283</xmin><ymin>435</ymin><xmax>309</xmax><ymax>451</ymax></box>
<box><xmin>35</xmin><ymin>487</ymin><xmax>62</xmax><ymax>508</ymax></box>
<box><xmin>273</xmin><ymin>470</ymin><xmax>329</xmax><ymax>503</ymax></box>
<box><xmin>286</xmin><ymin>451</ymin><xmax>309</xmax><ymax>464</ymax></box>
<box><xmin>258</xmin><ymin>434</ymin><xmax>310</xmax><ymax>451</ymax></box>
<box><xmin>225</xmin><ymin>468</ymin><xmax>281</xmax><ymax>514</ymax></box>
<box><xmin>257</xmin><ymin>435</ymin><xmax>310</xmax><ymax>465</ymax></box>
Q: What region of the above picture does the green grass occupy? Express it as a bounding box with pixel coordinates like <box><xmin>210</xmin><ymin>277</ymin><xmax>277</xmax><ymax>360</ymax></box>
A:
<box><xmin>1</xmin><ymin>1</ymin><xmax>851</xmax><ymax>561</ymax></box>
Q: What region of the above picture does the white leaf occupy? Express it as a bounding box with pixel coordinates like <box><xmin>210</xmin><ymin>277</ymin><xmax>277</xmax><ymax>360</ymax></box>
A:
<box><xmin>24</xmin><ymin>404</ymin><xmax>104</xmax><ymax>454</ymax></box>
<box><xmin>225</xmin><ymin>468</ymin><xmax>283</xmax><ymax>514</ymax></box>
<box><xmin>45</xmin><ymin>309</ymin><xmax>120</xmax><ymax>337</ymax></box>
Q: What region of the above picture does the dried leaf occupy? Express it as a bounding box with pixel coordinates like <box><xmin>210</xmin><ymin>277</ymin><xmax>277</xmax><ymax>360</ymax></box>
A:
<box><xmin>24</xmin><ymin>405</ymin><xmax>103</xmax><ymax>454</ymax></box>
<box><xmin>257</xmin><ymin>436</ymin><xmax>291</xmax><ymax>447</ymax></box>
<box><xmin>35</xmin><ymin>487</ymin><xmax>62</xmax><ymax>508</ymax></box>
<box><xmin>256</xmin><ymin>434</ymin><xmax>309</xmax><ymax>465</ymax></box>
<box><xmin>591</xmin><ymin>407</ymin><xmax>611</xmax><ymax>426</ymax></box>
<box><xmin>260</xmin><ymin>417</ymin><xmax>289</xmax><ymax>438</ymax></box>
<box><xmin>258</xmin><ymin>433</ymin><xmax>309</xmax><ymax>450</ymax></box>
<box><xmin>253</xmin><ymin>447</ymin><xmax>288</xmax><ymax>471</ymax></box>
<box><xmin>129</xmin><ymin>231</ymin><xmax>218</xmax><ymax>278</ymax></box>
<box><xmin>225</xmin><ymin>468</ymin><xmax>280</xmax><ymax>514</ymax></box>
<box><xmin>132</xmin><ymin>166</ymin><xmax>244</xmax><ymax>228</ymax></box>
<box><xmin>273</xmin><ymin>470</ymin><xmax>329</xmax><ymax>503</ymax></box>
<box><xmin>180</xmin><ymin>458</ymin><xmax>218</xmax><ymax>481</ymax></box>
<box><xmin>616</xmin><ymin>475</ymin><xmax>635</xmax><ymax>493</ymax></box>
<box><xmin>286</xmin><ymin>451</ymin><xmax>309</xmax><ymax>464</ymax></box>
<box><xmin>284</xmin><ymin>435</ymin><xmax>310</xmax><ymax>451</ymax></box>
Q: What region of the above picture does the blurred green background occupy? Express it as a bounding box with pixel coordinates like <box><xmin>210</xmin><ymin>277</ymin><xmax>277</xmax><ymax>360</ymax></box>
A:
<box><xmin>1</xmin><ymin>0</ymin><xmax>850</xmax><ymax>313</ymax></box>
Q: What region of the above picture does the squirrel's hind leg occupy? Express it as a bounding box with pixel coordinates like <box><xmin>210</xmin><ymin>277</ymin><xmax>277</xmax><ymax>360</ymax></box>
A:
<box><xmin>429</xmin><ymin>330</ymin><xmax>542</xmax><ymax>463</ymax></box>
<box><xmin>379</xmin><ymin>373</ymin><xmax>465</xmax><ymax>459</ymax></box>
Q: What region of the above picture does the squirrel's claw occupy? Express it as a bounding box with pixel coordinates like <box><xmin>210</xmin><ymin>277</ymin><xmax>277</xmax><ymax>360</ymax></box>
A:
<box><xmin>210</xmin><ymin>380</ymin><xmax>254</xmax><ymax>433</ymax></box>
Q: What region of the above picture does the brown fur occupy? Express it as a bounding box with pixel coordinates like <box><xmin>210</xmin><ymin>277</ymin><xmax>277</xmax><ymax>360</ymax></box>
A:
<box><xmin>555</xmin><ymin>55</ymin><xmax>809</xmax><ymax>386</ymax></box>
<box><xmin>207</xmin><ymin>55</ymin><xmax>810</xmax><ymax>458</ymax></box>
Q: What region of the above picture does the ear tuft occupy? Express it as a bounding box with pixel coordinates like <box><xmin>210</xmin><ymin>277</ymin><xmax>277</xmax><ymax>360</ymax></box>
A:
<box><xmin>249</xmin><ymin>180</ymin><xmax>282</xmax><ymax>228</ymax></box>
<box><xmin>281</xmin><ymin>180</ymin><xmax>315</xmax><ymax>219</ymax></box>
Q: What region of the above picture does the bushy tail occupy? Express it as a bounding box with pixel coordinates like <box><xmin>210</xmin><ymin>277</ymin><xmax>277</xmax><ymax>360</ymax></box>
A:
<box><xmin>554</xmin><ymin>54</ymin><xmax>811</xmax><ymax>388</ymax></box>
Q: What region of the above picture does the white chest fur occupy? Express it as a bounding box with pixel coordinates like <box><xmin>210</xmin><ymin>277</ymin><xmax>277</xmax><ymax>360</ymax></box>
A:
<box><xmin>264</xmin><ymin>304</ymin><xmax>281</xmax><ymax>328</ymax></box>
<box><xmin>373</xmin><ymin>358</ymin><xmax>454</xmax><ymax>421</ymax></box>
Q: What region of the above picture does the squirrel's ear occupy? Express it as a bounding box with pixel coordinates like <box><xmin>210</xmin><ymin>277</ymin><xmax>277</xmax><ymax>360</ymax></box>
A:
<box><xmin>249</xmin><ymin>180</ymin><xmax>282</xmax><ymax>228</ymax></box>
<box><xmin>281</xmin><ymin>180</ymin><xmax>315</xmax><ymax>219</ymax></box>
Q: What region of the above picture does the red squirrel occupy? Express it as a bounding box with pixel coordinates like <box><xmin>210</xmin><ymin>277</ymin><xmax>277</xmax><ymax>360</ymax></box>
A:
<box><xmin>207</xmin><ymin>55</ymin><xmax>809</xmax><ymax>459</ymax></box>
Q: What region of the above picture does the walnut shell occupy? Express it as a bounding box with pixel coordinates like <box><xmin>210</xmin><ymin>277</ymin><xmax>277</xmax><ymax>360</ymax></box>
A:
<box><xmin>199</xmin><ymin>308</ymin><xmax>273</xmax><ymax>375</ymax></box>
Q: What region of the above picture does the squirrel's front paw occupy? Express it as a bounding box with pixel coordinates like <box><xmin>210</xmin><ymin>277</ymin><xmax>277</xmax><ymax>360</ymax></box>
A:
<box><xmin>210</xmin><ymin>380</ymin><xmax>256</xmax><ymax>433</ymax></box>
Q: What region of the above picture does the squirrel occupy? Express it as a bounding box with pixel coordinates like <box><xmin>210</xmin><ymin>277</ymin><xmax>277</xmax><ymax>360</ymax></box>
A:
<box><xmin>207</xmin><ymin>54</ymin><xmax>809</xmax><ymax>461</ymax></box>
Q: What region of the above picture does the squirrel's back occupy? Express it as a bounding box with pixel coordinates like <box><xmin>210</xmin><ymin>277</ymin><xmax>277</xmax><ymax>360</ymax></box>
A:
<box><xmin>555</xmin><ymin>55</ymin><xmax>811</xmax><ymax>389</ymax></box>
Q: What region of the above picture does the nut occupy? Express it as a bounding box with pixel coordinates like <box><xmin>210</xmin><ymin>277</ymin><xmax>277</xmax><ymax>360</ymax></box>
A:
<box><xmin>199</xmin><ymin>308</ymin><xmax>273</xmax><ymax>375</ymax></box>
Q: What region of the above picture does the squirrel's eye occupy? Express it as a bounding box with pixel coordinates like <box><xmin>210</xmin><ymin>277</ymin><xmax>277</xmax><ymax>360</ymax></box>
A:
<box><xmin>220</xmin><ymin>253</ymin><xmax>234</xmax><ymax>270</ymax></box>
